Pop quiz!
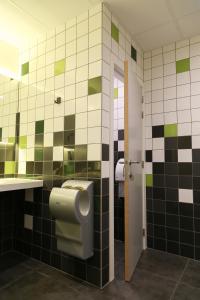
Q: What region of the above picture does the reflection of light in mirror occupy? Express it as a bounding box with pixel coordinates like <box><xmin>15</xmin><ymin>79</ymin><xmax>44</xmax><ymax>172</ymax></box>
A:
<box><xmin>0</xmin><ymin>67</ymin><xmax>20</xmax><ymax>80</ymax></box>
<box><xmin>0</xmin><ymin>96</ymin><xmax>3</xmax><ymax>100</ymax></box>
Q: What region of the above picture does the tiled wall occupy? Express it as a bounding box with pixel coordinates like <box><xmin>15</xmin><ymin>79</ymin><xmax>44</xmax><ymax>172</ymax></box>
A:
<box><xmin>144</xmin><ymin>36</ymin><xmax>200</xmax><ymax>259</ymax></box>
<box><xmin>113</xmin><ymin>76</ymin><xmax>124</xmax><ymax>241</ymax></box>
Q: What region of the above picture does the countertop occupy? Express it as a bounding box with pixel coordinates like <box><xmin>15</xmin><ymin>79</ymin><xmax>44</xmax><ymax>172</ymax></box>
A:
<box><xmin>0</xmin><ymin>178</ymin><xmax>43</xmax><ymax>192</ymax></box>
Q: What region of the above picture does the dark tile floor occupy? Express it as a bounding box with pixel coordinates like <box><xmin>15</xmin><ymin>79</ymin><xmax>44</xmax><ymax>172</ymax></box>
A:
<box><xmin>1</xmin><ymin>249</ymin><xmax>200</xmax><ymax>299</ymax></box>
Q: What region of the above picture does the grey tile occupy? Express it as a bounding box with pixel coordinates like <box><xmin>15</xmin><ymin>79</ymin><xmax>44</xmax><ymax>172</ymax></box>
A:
<box><xmin>172</xmin><ymin>283</ymin><xmax>200</xmax><ymax>300</ymax></box>
<box><xmin>137</xmin><ymin>249</ymin><xmax>187</xmax><ymax>281</ymax></box>
<box><xmin>130</xmin><ymin>268</ymin><xmax>176</xmax><ymax>300</ymax></box>
<box><xmin>181</xmin><ymin>259</ymin><xmax>200</xmax><ymax>288</ymax></box>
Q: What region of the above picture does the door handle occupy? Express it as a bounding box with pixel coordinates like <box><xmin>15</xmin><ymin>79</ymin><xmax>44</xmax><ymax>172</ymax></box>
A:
<box><xmin>128</xmin><ymin>160</ymin><xmax>141</xmax><ymax>165</ymax></box>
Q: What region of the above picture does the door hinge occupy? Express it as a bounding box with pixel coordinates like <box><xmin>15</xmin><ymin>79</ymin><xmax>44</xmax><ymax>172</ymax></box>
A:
<box><xmin>141</xmin><ymin>96</ymin><xmax>144</xmax><ymax>104</ymax></box>
<box><xmin>143</xmin><ymin>228</ymin><xmax>146</xmax><ymax>236</ymax></box>
<box><xmin>141</xmin><ymin>111</ymin><xmax>144</xmax><ymax>119</ymax></box>
<box><xmin>141</xmin><ymin>161</ymin><xmax>144</xmax><ymax>168</ymax></box>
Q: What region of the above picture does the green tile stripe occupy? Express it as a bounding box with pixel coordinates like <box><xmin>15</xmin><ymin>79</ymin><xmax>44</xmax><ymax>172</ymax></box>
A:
<box><xmin>146</xmin><ymin>174</ymin><xmax>153</xmax><ymax>187</ymax></box>
<box><xmin>176</xmin><ymin>58</ymin><xmax>190</xmax><ymax>73</ymax></box>
<box><xmin>111</xmin><ymin>22</ymin><xmax>119</xmax><ymax>43</ymax></box>
<box><xmin>88</xmin><ymin>76</ymin><xmax>102</xmax><ymax>95</ymax></box>
<box><xmin>54</xmin><ymin>59</ymin><xmax>65</xmax><ymax>76</ymax></box>
<box><xmin>114</xmin><ymin>88</ymin><xmax>118</xmax><ymax>99</ymax></box>
<box><xmin>21</xmin><ymin>62</ymin><xmax>29</xmax><ymax>76</ymax></box>
<box><xmin>35</xmin><ymin>120</ymin><xmax>44</xmax><ymax>134</ymax></box>
<box><xmin>164</xmin><ymin>124</ymin><xmax>177</xmax><ymax>137</ymax></box>
<box><xmin>5</xmin><ymin>161</ymin><xmax>16</xmax><ymax>174</ymax></box>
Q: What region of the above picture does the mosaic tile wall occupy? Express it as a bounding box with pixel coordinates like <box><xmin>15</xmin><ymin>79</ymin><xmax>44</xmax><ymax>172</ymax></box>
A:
<box><xmin>113</xmin><ymin>76</ymin><xmax>124</xmax><ymax>241</ymax></box>
<box><xmin>144</xmin><ymin>36</ymin><xmax>200</xmax><ymax>259</ymax></box>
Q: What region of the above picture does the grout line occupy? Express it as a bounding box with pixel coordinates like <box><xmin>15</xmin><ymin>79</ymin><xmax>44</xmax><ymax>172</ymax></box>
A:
<box><xmin>170</xmin><ymin>258</ymin><xmax>190</xmax><ymax>300</ymax></box>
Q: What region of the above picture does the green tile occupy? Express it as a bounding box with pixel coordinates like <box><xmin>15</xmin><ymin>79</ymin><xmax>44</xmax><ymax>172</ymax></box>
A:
<box><xmin>54</xmin><ymin>59</ymin><xmax>65</xmax><ymax>76</ymax></box>
<box><xmin>35</xmin><ymin>120</ymin><xmax>44</xmax><ymax>134</ymax></box>
<box><xmin>5</xmin><ymin>161</ymin><xmax>15</xmax><ymax>174</ymax></box>
<box><xmin>114</xmin><ymin>88</ymin><xmax>118</xmax><ymax>99</ymax></box>
<box><xmin>146</xmin><ymin>174</ymin><xmax>153</xmax><ymax>187</ymax></box>
<box><xmin>164</xmin><ymin>124</ymin><xmax>178</xmax><ymax>137</ymax></box>
<box><xmin>19</xmin><ymin>136</ymin><xmax>27</xmax><ymax>149</ymax></box>
<box><xmin>64</xmin><ymin>161</ymin><xmax>75</xmax><ymax>177</ymax></box>
<box><xmin>21</xmin><ymin>62</ymin><xmax>29</xmax><ymax>76</ymax></box>
<box><xmin>131</xmin><ymin>46</ymin><xmax>137</xmax><ymax>62</ymax></box>
<box><xmin>111</xmin><ymin>22</ymin><xmax>119</xmax><ymax>43</ymax></box>
<box><xmin>0</xmin><ymin>128</ymin><xmax>2</xmax><ymax>141</ymax></box>
<box><xmin>88</xmin><ymin>76</ymin><xmax>102</xmax><ymax>95</ymax></box>
<box><xmin>176</xmin><ymin>58</ymin><xmax>190</xmax><ymax>73</ymax></box>
<box><xmin>35</xmin><ymin>148</ymin><xmax>43</xmax><ymax>161</ymax></box>
<box><xmin>8</xmin><ymin>137</ymin><xmax>15</xmax><ymax>144</ymax></box>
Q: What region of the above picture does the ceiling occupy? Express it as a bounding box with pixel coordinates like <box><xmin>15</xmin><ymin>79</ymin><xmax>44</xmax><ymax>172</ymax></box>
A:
<box><xmin>1</xmin><ymin>0</ymin><xmax>200</xmax><ymax>51</ymax></box>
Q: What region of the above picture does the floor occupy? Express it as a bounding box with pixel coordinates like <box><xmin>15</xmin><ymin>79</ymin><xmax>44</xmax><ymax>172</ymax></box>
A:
<box><xmin>1</xmin><ymin>250</ymin><xmax>200</xmax><ymax>299</ymax></box>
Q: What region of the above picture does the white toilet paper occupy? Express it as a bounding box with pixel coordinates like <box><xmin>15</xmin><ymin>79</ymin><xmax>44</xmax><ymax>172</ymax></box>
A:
<box><xmin>115</xmin><ymin>158</ymin><xmax>125</xmax><ymax>181</ymax></box>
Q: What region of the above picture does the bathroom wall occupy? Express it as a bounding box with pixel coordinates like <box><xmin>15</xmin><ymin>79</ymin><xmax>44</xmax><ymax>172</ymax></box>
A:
<box><xmin>113</xmin><ymin>76</ymin><xmax>124</xmax><ymax>241</ymax></box>
<box><xmin>144</xmin><ymin>36</ymin><xmax>200</xmax><ymax>259</ymax></box>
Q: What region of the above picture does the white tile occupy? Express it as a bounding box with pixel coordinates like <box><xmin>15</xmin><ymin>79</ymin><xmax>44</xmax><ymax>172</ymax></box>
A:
<box><xmin>76</xmin><ymin>81</ymin><xmax>88</xmax><ymax>98</ymax></box>
<box><xmin>144</xmin><ymin>80</ymin><xmax>151</xmax><ymax>92</ymax></box>
<box><xmin>178</xmin><ymin>149</ymin><xmax>192</xmax><ymax>162</ymax></box>
<box><xmin>177</xmin><ymin>72</ymin><xmax>190</xmax><ymax>85</ymax></box>
<box><xmin>146</xmin><ymin>138</ymin><xmax>152</xmax><ymax>150</ymax></box>
<box><xmin>178</xmin><ymin>123</ymin><xmax>192</xmax><ymax>136</ymax></box>
<box><xmin>163</xmin><ymin>50</ymin><xmax>175</xmax><ymax>64</ymax></box>
<box><xmin>179</xmin><ymin>189</ymin><xmax>193</xmax><ymax>203</ymax></box>
<box><xmin>56</xmin><ymin>31</ymin><xmax>65</xmax><ymax>48</ymax></box>
<box><xmin>177</xmin><ymin>84</ymin><xmax>190</xmax><ymax>98</ymax></box>
<box><xmin>152</xmin><ymin>54</ymin><xmax>163</xmax><ymax>67</ymax></box>
<box><xmin>65</xmin><ymin>85</ymin><xmax>75</xmax><ymax>100</ymax></box>
<box><xmin>192</xmin><ymin>135</ymin><xmax>200</xmax><ymax>149</ymax></box>
<box><xmin>44</xmin><ymin>132</ymin><xmax>53</xmax><ymax>147</ymax></box>
<box><xmin>66</xmin><ymin>26</ymin><xmax>76</xmax><ymax>43</ymax></box>
<box><xmin>152</xmin><ymin>66</ymin><xmax>163</xmax><ymax>79</ymax></box>
<box><xmin>88</xmin><ymin>94</ymin><xmax>101</xmax><ymax>111</ymax></box>
<box><xmin>144</xmin><ymin>69</ymin><xmax>151</xmax><ymax>81</ymax></box>
<box><xmin>164</xmin><ymin>99</ymin><xmax>176</xmax><ymax>112</ymax></box>
<box><xmin>164</xmin><ymin>74</ymin><xmax>176</xmax><ymax>88</ymax></box>
<box><xmin>144</xmin><ymin>58</ymin><xmax>151</xmax><ymax>70</ymax></box>
<box><xmin>66</xmin><ymin>55</ymin><xmax>76</xmax><ymax>71</ymax></box>
<box><xmin>118</xmin><ymin>141</ymin><xmax>124</xmax><ymax>151</ymax></box>
<box><xmin>44</xmin><ymin>118</ymin><xmax>53</xmax><ymax>133</ymax></box>
<box><xmin>192</xmin><ymin>108</ymin><xmax>200</xmax><ymax>121</ymax></box>
<box><xmin>191</xmin><ymin>69</ymin><xmax>200</xmax><ymax>83</ymax></box>
<box><xmin>145</xmin><ymin>127</ymin><xmax>152</xmax><ymax>139</ymax></box>
<box><xmin>177</xmin><ymin>97</ymin><xmax>190</xmax><ymax>111</ymax></box>
<box><xmin>152</xmin><ymin>90</ymin><xmax>163</xmax><ymax>102</ymax></box>
<box><xmin>164</xmin><ymin>62</ymin><xmax>176</xmax><ymax>76</ymax></box>
<box><xmin>53</xmin><ymin>146</ymin><xmax>63</xmax><ymax>161</ymax></box>
<box><xmin>89</xmin><ymin>28</ymin><xmax>102</xmax><ymax>47</ymax></box>
<box><xmin>192</xmin><ymin>122</ymin><xmax>200</xmax><ymax>135</ymax></box>
<box><xmin>77</xmin><ymin>35</ymin><xmax>88</xmax><ymax>52</ymax></box>
<box><xmin>66</xmin><ymin>40</ymin><xmax>76</xmax><ymax>57</ymax></box>
<box><xmin>89</xmin><ymin>45</ymin><xmax>102</xmax><ymax>63</ymax></box>
<box><xmin>176</xmin><ymin>39</ymin><xmax>189</xmax><ymax>49</ymax></box>
<box><xmin>190</xmin><ymin>42</ymin><xmax>200</xmax><ymax>57</ymax></box>
<box><xmin>89</xmin><ymin>61</ymin><xmax>102</xmax><ymax>78</ymax></box>
<box><xmin>176</xmin><ymin>46</ymin><xmax>189</xmax><ymax>60</ymax></box>
<box><xmin>191</xmin><ymin>82</ymin><xmax>200</xmax><ymax>95</ymax></box>
<box><xmin>101</xmin><ymin>161</ymin><xmax>109</xmax><ymax>178</ymax></box>
<box><xmin>76</xmin><ymin>65</ymin><xmax>88</xmax><ymax>83</ymax></box>
<box><xmin>190</xmin><ymin>56</ymin><xmax>200</xmax><ymax>70</ymax></box>
<box><xmin>24</xmin><ymin>215</ymin><xmax>33</xmax><ymax>230</ymax></box>
<box><xmin>153</xmin><ymin>150</ymin><xmax>164</xmax><ymax>162</ymax></box>
<box><xmin>89</xmin><ymin>12</ymin><xmax>102</xmax><ymax>31</ymax></box>
<box><xmin>87</xmin><ymin>144</ymin><xmax>101</xmax><ymax>161</ymax></box>
<box><xmin>164</xmin><ymin>111</ymin><xmax>177</xmax><ymax>124</ymax></box>
<box><xmin>145</xmin><ymin>115</ymin><xmax>152</xmax><ymax>127</ymax></box>
<box><xmin>88</xmin><ymin>110</ymin><xmax>101</xmax><ymax>127</ymax></box>
<box><xmin>65</xmin><ymin>99</ymin><xmax>75</xmax><ymax>115</ymax></box>
<box><xmin>178</xmin><ymin>109</ymin><xmax>191</xmax><ymax>123</ymax></box>
<box><xmin>88</xmin><ymin>127</ymin><xmax>101</xmax><ymax>143</ymax></box>
<box><xmin>152</xmin><ymin>48</ymin><xmax>162</xmax><ymax>56</ymax></box>
<box><xmin>76</xmin><ymin>96</ymin><xmax>87</xmax><ymax>113</ymax></box>
<box><xmin>152</xmin><ymin>101</ymin><xmax>163</xmax><ymax>114</ymax></box>
<box><xmin>152</xmin><ymin>78</ymin><xmax>163</xmax><ymax>91</ymax></box>
<box><xmin>164</xmin><ymin>87</ymin><xmax>176</xmax><ymax>100</ymax></box>
<box><xmin>76</xmin><ymin>112</ymin><xmax>87</xmax><ymax>129</ymax></box>
<box><xmin>153</xmin><ymin>138</ymin><xmax>164</xmax><ymax>150</ymax></box>
<box><xmin>145</xmin><ymin>162</ymin><xmax>152</xmax><ymax>174</ymax></box>
<box><xmin>145</xmin><ymin>103</ymin><xmax>151</xmax><ymax>115</ymax></box>
<box><xmin>77</xmin><ymin>50</ymin><xmax>88</xmax><ymax>67</ymax></box>
<box><xmin>191</xmin><ymin>95</ymin><xmax>200</xmax><ymax>108</ymax></box>
<box><xmin>77</xmin><ymin>20</ymin><xmax>88</xmax><ymax>37</ymax></box>
<box><xmin>102</xmin><ymin>127</ymin><xmax>109</xmax><ymax>144</ymax></box>
<box><xmin>65</xmin><ymin>70</ymin><xmax>76</xmax><ymax>85</ymax></box>
<box><xmin>75</xmin><ymin>128</ymin><xmax>87</xmax><ymax>144</ymax></box>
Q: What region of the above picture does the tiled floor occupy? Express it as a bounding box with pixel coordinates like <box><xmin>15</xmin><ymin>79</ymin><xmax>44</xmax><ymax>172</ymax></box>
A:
<box><xmin>1</xmin><ymin>249</ymin><xmax>200</xmax><ymax>299</ymax></box>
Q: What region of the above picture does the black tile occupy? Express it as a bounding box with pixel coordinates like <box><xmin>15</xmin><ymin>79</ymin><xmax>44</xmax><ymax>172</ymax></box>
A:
<box><xmin>153</xmin><ymin>175</ymin><xmax>165</xmax><ymax>187</ymax></box>
<box><xmin>166</xmin><ymin>188</ymin><xmax>178</xmax><ymax>201</ymax></box>
<box><xmin>152</xmin><ymin>125</ymin><xmax>164</xmax><ymax>138</ymax></box>
<box><xmin>165</xmin><ymin>137</ymin><xmax>178</xmax><ymax>149</ymax></box>
<box><xmin>146</xmin><ymin>187</ymin><xmax>152</xmax><ymax>198</ymax></box>
<box><xmin>194</xmin><ymin>205</ymin><xmax>200</xmax><ymax>218</ymax></box>
<box><xmin>154</xmin><ymin>238</ymin><xmax>166</xmax><ymax>251</ymax></box>
<box><xmin>74</xmin><ymin>145</ymin><xmax>87</xmax><ymax>161</ymax></box>
<box><xmin>118</xmin><ymin>129</ymin><xmax>124</xmax><ymax>140</ymax></box>
<box><xmin>178</xmin><ymin>163</ymin><xmax>192</xmax><ymax>175</ymax></box>
<box><xmin>179</xmin><ymin>203</ymin><xmax>193</xmax><ymax>217</ymax></box>
<box><xmin>167</xmin><ymin>240</ymin><xmax>180</xmax><ymax>255</ymax></box>
<box><xmin>165</xmin><ymin>163</ymin><xmax>178</xmax><ymax>175</ymax></box>
<box><xmin>64</xmin><ymin>130</ymin><xmax>75</xmax><ymax>145</ymax></box>
<box><xmin>193</xmin><ymin>149</ymin><xmax>200</xmax><ymax>162</ymax></box>
<box><xmin>178</xmin><ymin>136</ymin><xmax>192</xmax><ymax>149</ymax></box>
<box><xmin>180</xmin><ymin>216</ymin><xmax>194</xmax><ymax>231</ymax></box>
<box><xmin>64</xmin><ymin>114</ymin><xmax>75</xmax><ymax>130</ymax></box>
<box><xmin>153</xmin><ymin>187</ymin><xmax>165</xmax><ymax>200</ymax></box>
<box><xmin>147</xmin><ymin>211</ymin><xmax>153</xmax><ymax>224</ymax></box>
<box><xmin>165</xmin><ymin>175</ymin><xmax>178</xmax><ymax>188</ymax></box>
<box><xmin>165</xmin><ymin>150</ymin><xmax>178</xmax><ymax>162</ymax></box>
<box><xmin>88</xmin><ymin>161</ymin><xmax>101</xmax><ymax>178</ymax></box>
<box><xmin>153</xmin><ymin>163</ymin><xmax>165</xmax><ymax>174</ymax></box>
<box><xmin>146</xmin><ymin>150</ymin><xmax>152</xmax><ymax>162</ymax></box>
<box><xmin>166</xmin><ymin>201</ymin><xmax>179</xmax><ymax>215</ymax></box>
<box><xmin>154</xmin><ymin>225</ymin><xmax>166</xmax><ymax>239</ymax></box>
<box><xmin>180</xmin><ymin>230</ymin><xmax>194</xmax><ymax>245</ymax></box>
<box><xmin>179</xmin><ymin>176</ymin><xmax>193</xmax><ymax>189</ymax></box>
<box><xmin>44</xmin><ymin>147</ymin><xmax>53</xmax><ymax>161</ymax></box>
<box><xmin>102</xmin><ymin>144</ymin><xmax>109</xmax><ymax>161</ymax></box>
<box><xmin>131</xmin><ymin>45</ymin><xmax>137</xmax><ymax>61</ymax></box>
<box><xmin>193</xmin><ymin>163</ymin><xmax>200</xmax><ymax>176</ymax></box>
<box><xmin>154</xmin><ymin>213</ymin><xmax>165</xmax><ymax>226</ymax></box>
<box><xmin>53</xmin><ymin>131</ymin><xmax>64</xmax><ymax>146</ymax></box>
<box><xmin>194</xmin><ymin>218</ymin><xmax>200</xmax><ymax>232</ymax></box>
<box><xmin>166</xmin><ymin>214</ymin><xmax>179</xmax><ymax>228</ymax></box>
<box><xmin>166</xmin><ymin>227</ymin><xmax>179</xmax><ymax>242</ymax></box>
<box><xmin>153</xmin><ymin>199</ymin><xmax>165</xmax><ymax>213</ymax></box>
<box><xmin>193</xmin><ymin>177</ymin><xmax>200</xmax><ymax>190</ymax></box>
<box><xmin>195</xmin><ymin>232</ymin><xmax>200</xmax><ymax>247</ymax></box>
<box><xmin>194</xmin><ymin>190</ymin><xmax>200</xmax><ymax>204</ymax></box>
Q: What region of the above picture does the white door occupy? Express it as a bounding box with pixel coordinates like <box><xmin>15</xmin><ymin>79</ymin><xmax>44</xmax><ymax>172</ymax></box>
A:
<box><xmin>124</xmin><ymin>60</ymin><xmax>143</xmax><ymax>281</ymax></box>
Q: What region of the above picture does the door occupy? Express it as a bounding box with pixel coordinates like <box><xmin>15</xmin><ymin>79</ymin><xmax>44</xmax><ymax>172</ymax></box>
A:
<box><xmin>124</xmin><ymin>60</ymin><xmax>143</xmax><ymax>281</ymax></box>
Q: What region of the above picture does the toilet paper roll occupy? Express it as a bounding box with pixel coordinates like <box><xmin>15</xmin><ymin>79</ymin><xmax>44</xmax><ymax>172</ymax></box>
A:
<box><xmin>49</xmin><ymin>187</ymin><xmax>89</xmax><ymax>224</ymax></box>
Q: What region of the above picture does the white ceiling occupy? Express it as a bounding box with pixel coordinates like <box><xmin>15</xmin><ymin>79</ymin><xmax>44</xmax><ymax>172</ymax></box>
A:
<box><xmin>1</xmin><ymin>0</ymin><xmax>200</xmax><ymax>51</ymax></box>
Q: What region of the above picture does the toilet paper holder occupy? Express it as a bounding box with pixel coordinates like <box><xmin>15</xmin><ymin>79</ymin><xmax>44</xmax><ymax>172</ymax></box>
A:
<box><xmin>49</xmin><ymin>180</ymin><xmax>93</xmax><ymax>260</ymax></box>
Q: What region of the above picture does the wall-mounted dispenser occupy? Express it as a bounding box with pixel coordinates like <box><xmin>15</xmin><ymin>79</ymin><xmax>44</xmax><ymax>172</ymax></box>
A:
<box><xmin>115</xmin><ymin>158</ymin><xmax>125</xmax><ymax>198</ymax></box>
<box><xmin>49</xmin><ymin>180</ymin><xmax>93</xmax><ymax>260</ymax></box>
